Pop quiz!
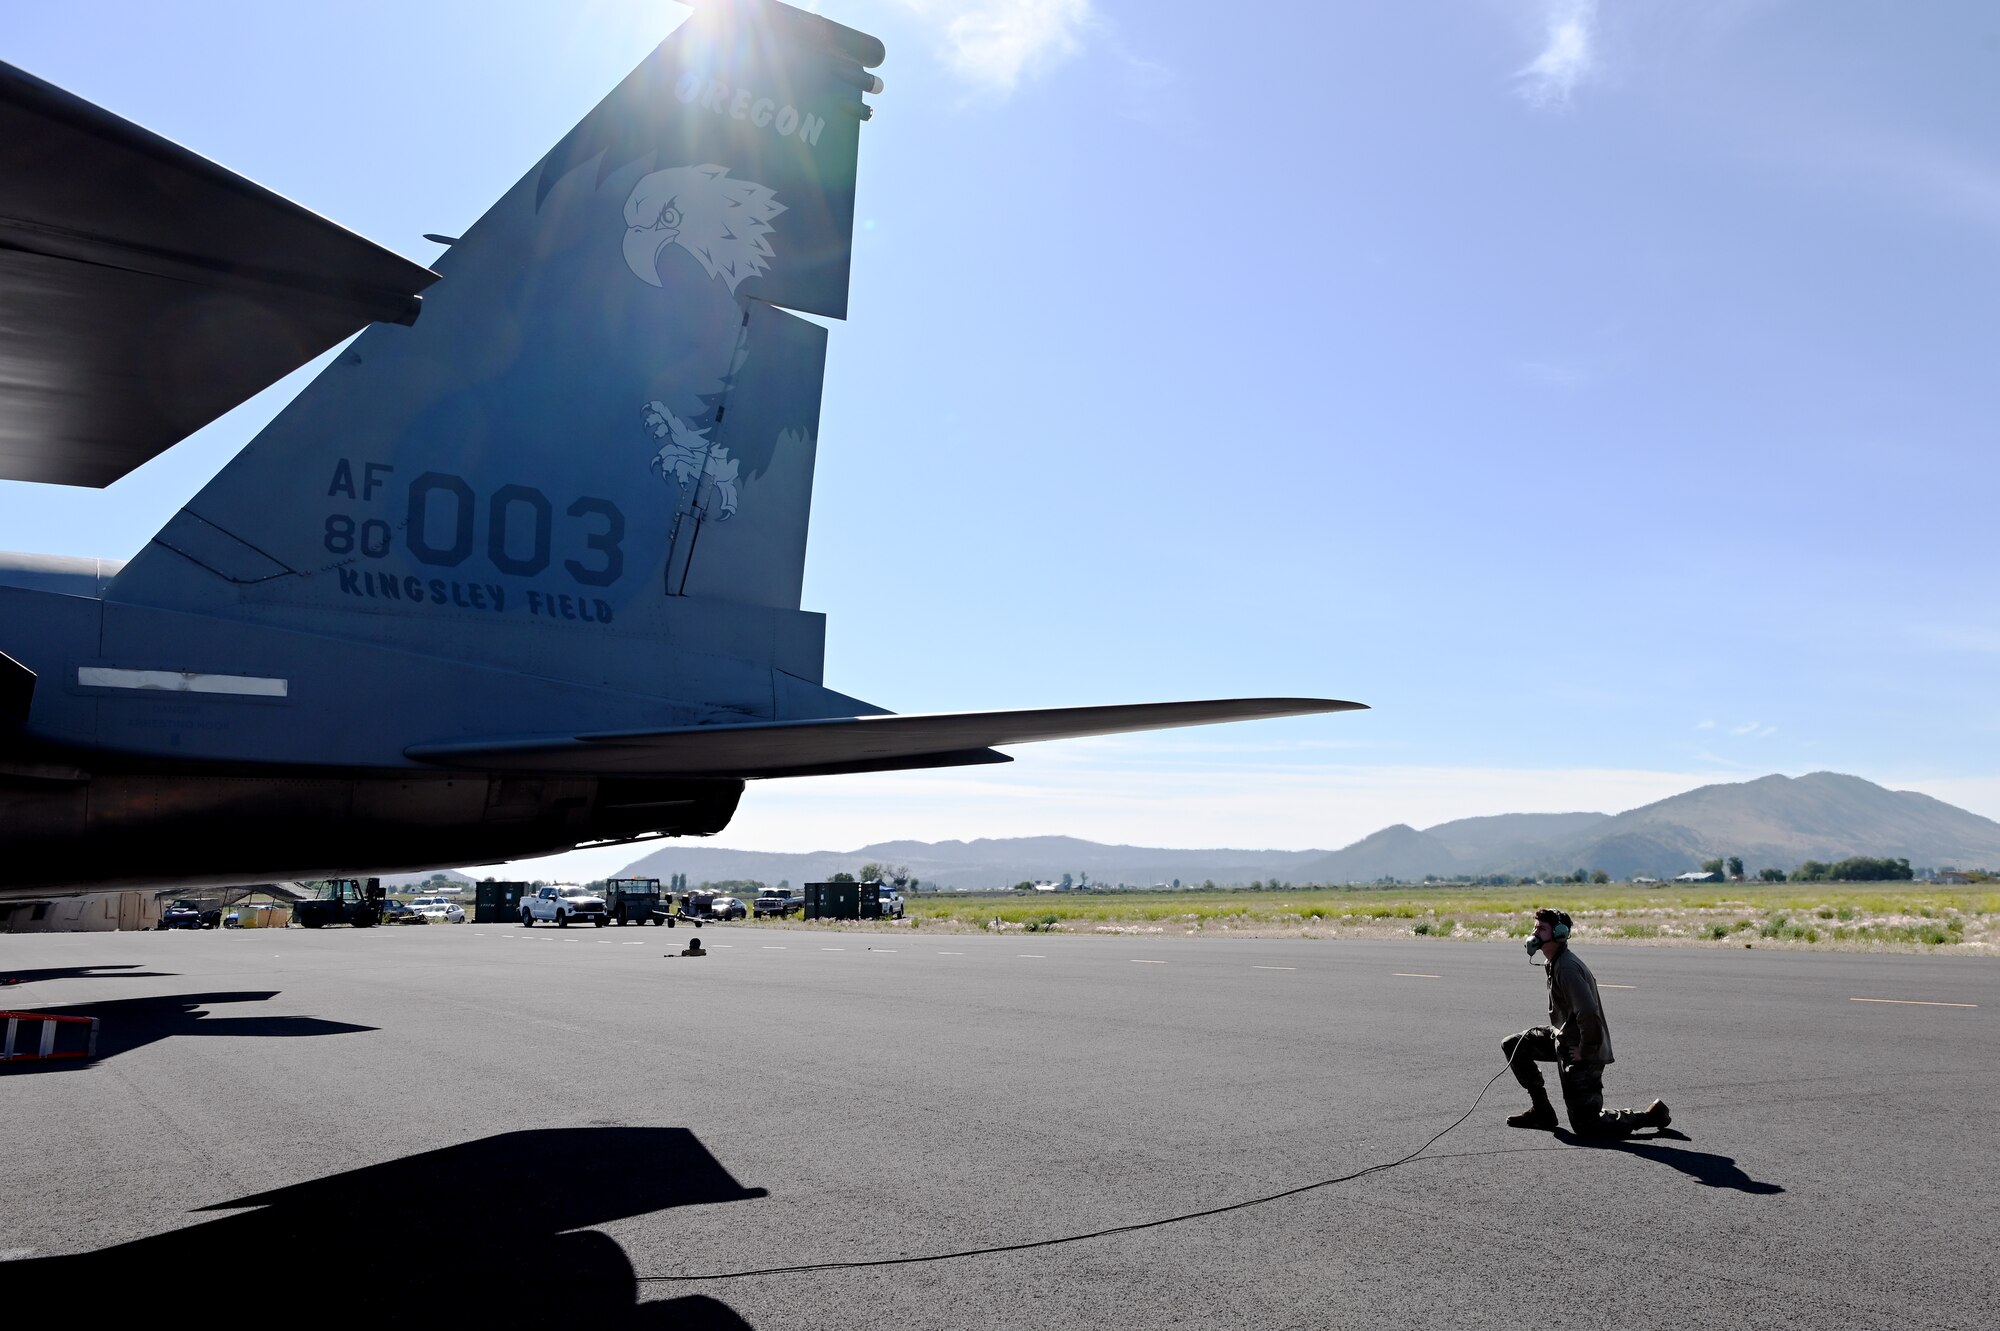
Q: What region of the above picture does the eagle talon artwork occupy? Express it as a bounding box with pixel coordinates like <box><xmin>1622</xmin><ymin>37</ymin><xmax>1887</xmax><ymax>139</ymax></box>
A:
<box><xmin>645</xmin><ymin>399</ymin><xmax>741</xmax><ymax>521</ymax></box>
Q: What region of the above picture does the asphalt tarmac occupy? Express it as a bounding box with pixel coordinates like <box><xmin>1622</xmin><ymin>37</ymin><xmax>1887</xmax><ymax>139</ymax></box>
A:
<box><xmin>3</xmin><ymin>923</ymin><xmax>1993</xmax><ymax>1329</ymax></box>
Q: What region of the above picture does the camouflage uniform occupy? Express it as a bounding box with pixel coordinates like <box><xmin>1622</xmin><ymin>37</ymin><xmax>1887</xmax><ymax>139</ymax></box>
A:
<box><xmin>1503</xmin><ymin>946</ymin><xmax>1659</xmax><ymax>1137</ymax></box>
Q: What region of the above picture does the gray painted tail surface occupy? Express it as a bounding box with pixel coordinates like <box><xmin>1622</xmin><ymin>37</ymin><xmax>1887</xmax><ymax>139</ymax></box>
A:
<box><xmin>111</xmin><ymin>2</ymin><xmax>877</xmax><ymax>640</ymax></box>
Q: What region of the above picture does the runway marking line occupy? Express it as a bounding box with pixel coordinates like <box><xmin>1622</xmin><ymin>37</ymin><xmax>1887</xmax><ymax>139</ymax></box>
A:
<box><xmin>762</xmin><ymin>946</ymin><xmax>786</xmax><ymax>950</ymax></box>
<box><xmin>1393</xmin><ymin>973</ymin><xmax>1441</xmax><ymax>979</ymax></box>
<box><xmin>873</xmin><ymin>949</ymin><xmax>899</xmax><ymax>953</ymax></box>
<box><xmin>821</xmin><ymin>947</ymin><xmax>845</xmax><ymax>952</ymax></box>
<box><xmin>1018</xmin><ymin>954</ymin><xmax>1046</xmax><ymax>958</ymax></box>
<box><xmin>1602</xmin><ymin>984</ymin><xmax>1637</xmax><ymax>989</ymax></box>
<box><xmin>1130</xmin><ymin>959</ymin><xmax>1166</xmax><ymax>964</ymax></box>
<box><xmin>938</xmin><ymin>951</ymin><xmax>965</xmax><ymax>955</ymax></box>
<box><xmin>1254</xmin><ymin>965</ymin><xmax>1296</xmax><ymax>971</ymax></box>
<box><xmin>1850</xmin><ymin>997</ymin><xmax>1977</xmax><ymax>1008</ymax></box>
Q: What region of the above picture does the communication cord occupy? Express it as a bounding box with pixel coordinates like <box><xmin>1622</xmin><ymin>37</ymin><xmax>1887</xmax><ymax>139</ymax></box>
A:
<box><xmin>638</xmin><ymin>1043</ymin><xmax>1530</xmax><ymax>1284</ymax></box>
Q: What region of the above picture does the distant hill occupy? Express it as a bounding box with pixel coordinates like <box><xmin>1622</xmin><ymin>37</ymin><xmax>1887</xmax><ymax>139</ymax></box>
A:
<box><xmin>1290</xmin><ymin>812</ymin><xmax>1611</xmax><ymax>883</ymax></box>
<box><xmin>601</xmin><ymin>772</ymin><xmax>2000</xmax><ymax>888</ymax></box>
<box><xmin>382</xmin><ymin>868</ymin><xmax>476</xmax><ymax>889</ymax></box>
<box><xmin>1540</xmin><ymin>773</ymin><xmax>2000</xmax><ymax>879</ymax></box>
<box><xmin>1285</xmin><ymin>825</ymin><xmax>1459</xmax><ymax>884</ymax></box>
<box><xmin>1424</xmin><ymin>811</ymin><xmax>1611</xmax><ymax>859</ymax></box>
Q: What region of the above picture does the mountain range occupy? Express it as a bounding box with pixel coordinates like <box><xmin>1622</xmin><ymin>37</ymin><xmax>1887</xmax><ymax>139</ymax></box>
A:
<box><xmin>606</xmin><ymin>772</ymin><xmax>2000</xmax><ymax>888</ymax></box>
<box><xmin>1291</xmin><ymin>772</ymin><xmax>2000</xmax><ymax>882</ymax></box>
<box><xmin>616</xmin><ymin>835</ymin><xmax>1329</xmax><ymax>892</ymax></box>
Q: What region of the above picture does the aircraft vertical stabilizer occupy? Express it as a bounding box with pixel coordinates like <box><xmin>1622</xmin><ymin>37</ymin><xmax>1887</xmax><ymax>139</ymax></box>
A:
<box><xmin>110</xmin><ymin>1</ymin><xmax>882</xmax><ymax>641</ymax></box>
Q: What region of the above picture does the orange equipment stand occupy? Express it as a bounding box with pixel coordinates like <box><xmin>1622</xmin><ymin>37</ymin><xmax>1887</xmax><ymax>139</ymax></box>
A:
<box><xmin>1</xmin><ymin>1010</ymin><xmax>100</xmax><ymax>1062</ymax></box>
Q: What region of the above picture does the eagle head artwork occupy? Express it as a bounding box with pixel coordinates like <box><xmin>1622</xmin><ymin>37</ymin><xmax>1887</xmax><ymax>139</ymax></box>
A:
<box><xmin>622</xmin><ymin>164</ymin><xmax>785</xmax><ymax>292</ymax></box>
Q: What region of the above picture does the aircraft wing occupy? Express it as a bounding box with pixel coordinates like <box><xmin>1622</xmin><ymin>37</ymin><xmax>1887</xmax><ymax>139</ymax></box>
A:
<box><xmin>406</xmin><ymin>698</ymin><xmax>1366</xmax><ymax>780</ymax></box>
<box><xmin>0</xmin><ymin>60</ymin><xmax>441</xmax><ymax>487</ymax></box>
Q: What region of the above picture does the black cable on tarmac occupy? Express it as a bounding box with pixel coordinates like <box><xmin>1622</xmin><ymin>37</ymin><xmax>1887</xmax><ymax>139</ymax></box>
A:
<box><xmin>638</xmin><ymin>1048</ymin><xmax>1529</xmax><ymax>1285</ymax></box>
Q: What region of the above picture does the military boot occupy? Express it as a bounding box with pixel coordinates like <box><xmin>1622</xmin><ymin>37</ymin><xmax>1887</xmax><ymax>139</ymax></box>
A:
<box><xmin>1506</xmin><ymin>1097</ymin><xmax>1558</xmax><ymax>1130</ymax></box>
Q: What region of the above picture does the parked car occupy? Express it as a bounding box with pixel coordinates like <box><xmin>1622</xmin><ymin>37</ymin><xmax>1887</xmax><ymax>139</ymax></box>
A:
<box><xmin>409</xmin><ymin>895</ymin><xmax>466</xmax><ymax>923</ymax></box>
<box><xmin>874</xmin><ymin>886</ymin><xmax>906</xmax><ymax>920</ymax></box>
<box><xmin>160</xmin><ymin>899</ymin><xmax>219</xmax><ymax>930</ymax></box>
<box><xmin>380</xmin><ymin>899</ymin><xmax>423</xmax><ymax>925</ymax></box>
<box><xmin>709</xmin><ymin>895</ymin><xmax>747</xmax><ymax>921</ymax></box>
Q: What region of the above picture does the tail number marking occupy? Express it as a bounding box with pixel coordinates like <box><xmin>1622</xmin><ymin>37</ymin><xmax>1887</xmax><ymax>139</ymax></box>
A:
<box><xmin>324</xmin><ymin>463</ymin><xmax>624</xmax><ymax>590</ymax></box>
<box><xmin>564</xmin><ymin>497</ymin><xmax>623</xmax><ymax>587</ymax></box>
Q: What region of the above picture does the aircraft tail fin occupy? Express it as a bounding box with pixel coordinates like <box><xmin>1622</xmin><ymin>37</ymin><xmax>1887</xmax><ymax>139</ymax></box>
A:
<box><xmin>111</xmin><ymin>0</ymin><xmax>882</xmax><ymax>635</ymax></box>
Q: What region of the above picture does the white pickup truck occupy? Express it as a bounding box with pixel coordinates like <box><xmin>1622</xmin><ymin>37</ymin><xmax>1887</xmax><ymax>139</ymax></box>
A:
<box><xmin>519</xmin><ymin>884</ymin><xmax>608</xmax><ymax>928</ymax></box>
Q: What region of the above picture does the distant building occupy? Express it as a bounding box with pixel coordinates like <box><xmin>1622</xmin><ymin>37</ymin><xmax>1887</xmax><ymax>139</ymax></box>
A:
<box><xmin>1633</xmin><ymin>876</ymin><xmax>1661</xmax><ymax>885</ymax></box>
<box><xmin>1674</xmin><ymin>870</ymin><xmax>1723</xmax><ymax>883</ymax></box>
<box><xmin>1936</xmin><ymin>872</ymin><xmax>1973</xmax><ymax>885</ymax></box>
<box><xmin>1</xmin><ymin>891</ymin><xmax>160</xmax><ymax>933</ymax></box>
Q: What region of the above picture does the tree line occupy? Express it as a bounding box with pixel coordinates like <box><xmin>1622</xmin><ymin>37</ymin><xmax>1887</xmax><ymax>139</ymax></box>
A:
<box><xmin>1704</xmin><ymin>855</ymin><xmax>1916</xmax><ymax>883</ymax></box>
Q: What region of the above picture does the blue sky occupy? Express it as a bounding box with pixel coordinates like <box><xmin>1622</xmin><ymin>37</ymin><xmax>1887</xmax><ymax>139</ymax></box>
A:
<box><xmin>8</xmin><ymin>2</ymin><xmax>1998</xmax><ymax>878</ymax></box>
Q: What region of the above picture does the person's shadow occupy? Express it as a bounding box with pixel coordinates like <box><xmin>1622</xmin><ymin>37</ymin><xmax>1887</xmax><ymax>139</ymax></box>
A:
<box><xmin>17</xmin><ymin>1127</ymin><xmax>762</xmax><ymax>1327</ymax></box>
<box><xmin>1559</xmin><ymin>1127</ymin><xmax>1785</xmax><ymax>1195</ymax></box>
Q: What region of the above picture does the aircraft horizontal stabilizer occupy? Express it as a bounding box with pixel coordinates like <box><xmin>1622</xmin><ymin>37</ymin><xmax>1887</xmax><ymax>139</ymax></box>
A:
<box><xmin>0</xmin><ymin>61</ymin><xmax>441</xmax><ymax>487</ymax></box>
<box><xmin>406</xmin><ymin>698</ymin><xmax>1365</xmax><ymax>780</ymax></box>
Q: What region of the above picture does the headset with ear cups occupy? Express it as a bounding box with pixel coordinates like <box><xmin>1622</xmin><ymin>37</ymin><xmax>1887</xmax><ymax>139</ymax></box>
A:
<box><xmin>1524</xmin><ymin>907</ymin><xmax>1573</xmax><ymax>956</ymax></box>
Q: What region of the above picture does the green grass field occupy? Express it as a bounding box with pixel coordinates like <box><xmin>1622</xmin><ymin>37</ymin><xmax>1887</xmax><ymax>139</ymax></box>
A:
<box><xmin>773</xmin><ymin>883</ymin><xmax>2000</xmax><ymax>951</ymax></box>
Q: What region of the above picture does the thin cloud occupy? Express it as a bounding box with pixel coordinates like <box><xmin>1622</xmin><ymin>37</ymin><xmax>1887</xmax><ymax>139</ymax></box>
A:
<box><xmin>1107</xmin><ymin>36</ymin><xmax>1175</xmax><ymax>123</ymax></box>
<box><xmin>1728</xmin><ymin>721</ymin><xmax>1777</xmax><ymax>738</ymax></box>
<box><xmin>1912</xmin><ymin>623</ymin><xmax>2000</xmax><ymax>655</ymax></box>
<box><xmin>1515</xmin><ymin>0</ymin><xmax>1599</xmax><ymax>108</ymax></box>
<box><xmin>892</xmin><ymin>0</ymin><xmax>1092</xmax><ymax>95</ymax></box>
<box><xmin>1779</xmin><ymin>120</ymin><xmax>2000</xmax><ymax>235</ymax></box>
<box><xmin>1516</xmin><ymin>357</ymin><xmax>1590</xmax><ymax>388</ymax></box>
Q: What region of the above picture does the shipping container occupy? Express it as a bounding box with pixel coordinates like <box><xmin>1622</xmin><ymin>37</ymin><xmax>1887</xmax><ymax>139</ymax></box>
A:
<box><xmin>473</xmin><ymin>880</ymin><xmax>530</xmax><ymax>923</ymax></box>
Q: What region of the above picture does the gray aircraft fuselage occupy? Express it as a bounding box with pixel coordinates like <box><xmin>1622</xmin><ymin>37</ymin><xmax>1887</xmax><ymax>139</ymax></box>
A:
<box><xmin>1</xmin><ymin>553</ymin><xmax>751</xmax><ymax>891</ymax></box>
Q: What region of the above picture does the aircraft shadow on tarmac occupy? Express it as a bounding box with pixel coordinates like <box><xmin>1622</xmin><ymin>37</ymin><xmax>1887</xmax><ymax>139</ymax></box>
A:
<box><xmin>1560</xmin><ymin>1128</ymin><xmax>1786</xmax><ymax>1195</ymax></box>
<box><xmin>15</xmin><ymin>1127</ymin><xmax>763</xmax><ymax>1328</ymax></box>
<box><xmin>0</xmin><ymin>962</ymin><xmax>178</xmax><ymax>987</ymax></box>
<box><xmin>1</xmin><ymin>989</ymin><xmax>374</xmax><ymax>1074</ymax></box>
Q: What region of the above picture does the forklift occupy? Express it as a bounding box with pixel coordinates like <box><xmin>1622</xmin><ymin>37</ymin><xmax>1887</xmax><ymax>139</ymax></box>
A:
<box><xmin>291</xmin><ymin>878</ymin><xmax>385</xmax><ymax>928</ymax></box>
